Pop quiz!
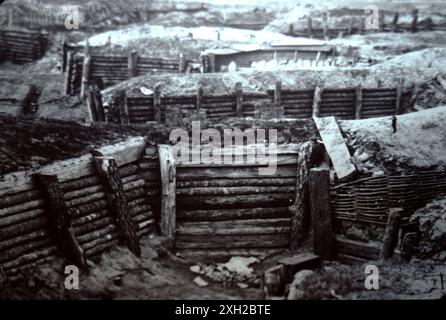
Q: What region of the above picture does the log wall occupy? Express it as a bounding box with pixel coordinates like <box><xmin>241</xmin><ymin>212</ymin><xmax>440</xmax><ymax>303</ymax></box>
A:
<box><xmin>0</xmin><ymin>28</ymin><xmax>49</xmax><ymax>64</ymax></box>
<box><xmin>0</xmin><ymin>137</ymin><xmax>157</xmax><ymax>277</ymax></box>
<box><xmin>105</xmin><ymin>84</ymin><xmax>399</xmax><ymax>124</ymax></box>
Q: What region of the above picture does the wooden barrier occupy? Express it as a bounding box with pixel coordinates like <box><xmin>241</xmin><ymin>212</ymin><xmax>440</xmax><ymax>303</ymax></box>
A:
<box><xmin>0</xmin><ymin>28</ymin><xmax>49</xmax><ymax>64</ymax></box>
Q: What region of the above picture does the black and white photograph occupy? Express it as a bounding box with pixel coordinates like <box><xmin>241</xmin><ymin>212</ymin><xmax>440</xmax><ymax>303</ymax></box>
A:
<box><xmin>0</xmin><ymin>0</ymin><xmax>445</xmax><ymax>306</ymax></box>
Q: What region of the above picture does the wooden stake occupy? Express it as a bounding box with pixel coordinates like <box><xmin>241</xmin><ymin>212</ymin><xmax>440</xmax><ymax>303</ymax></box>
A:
<box><xmin>118</xmin><ymin>90</ymin><xmax>129</xmax><ymax>125</ymax></box>
<box><xmin>235</xmin><ymin>82</ymin><xmax>243</xmax><ymax>117</ymax></box>
<box><xmin>179</xmin><ymin>53</ymin><xmax>186</xmax><ymax>73</ymax></box>
<box><xmin>395</xmin><ymin>80</ymin><xmax>403</xmax><ymax>115</ymax></box>
<box><xmin>208</xmin><ymin>53</ymin><xmax>216</xmax><ymax>73</ymax></box>
<box><xmin>34</xmin><ymin>174</ymin><xmax>87</xmax><ymax>269</ymax></box>
<box><xmin>274</xmin><ymin>81</ymin><xmax>282</xmax><ymax>106</ymax></box>
<box><xmin>411</xmin><ymin>9</ymin><xmax>418</xmax><ymax>33</ymax></box>
<box><xmin>158</xmin><ymin>145</ymin><xmax>176</xmax><ymax>248</ymax></box>
<box><xmin>392</xmin><ymin>13</ymin><xmax>399</xmax><ymax>32</ymax></box>
<box><xmin>307</xmin><ymin>17</ymin><xmax>313</xmax><ymax>38</ymax></box>
<box><xmin>196</xmin><ymin>85</ymin><xmax>203</xmax><ymax>111</ymax></box>
<box><xmin>128</xmin><ymin>50</ymin><xmax>138</xmax><ymax>78</ymax></box>
<box><xmin>312</xmin><ymin>86</ymin><xmax>322</xmax><ymax>117</ymax></box>
<box><xmin>355</xmin><ymin>85</ymin><xmax>363</xmax><ymax>119</ymax></box>
<box><xmin>64</xmin><ymin>51</ymin><xmax>73</xmax><ymax>96</ymax></box>
<box><xmin>153</xmin><ymin>83</ymin><xmax>162</xmax><ymax>122</ymax></box>
<box><xmin>93</xmin><ymin>156</ymin><xmax>141</xmax><ymax>256</ymax></box>
<box><xmin>80</xmin><ymin>54</ymin><xmax>91</xmax><ymax>99</ymax></box>
<box><xmin>380</xmin><ymin>208</ymin><xmax>402</xmax><ymax>259</ymax></box>
<box><xmin>309</xmin><ymin>168</ymin><xmax>334</xmax><ymax>260</ymax></box>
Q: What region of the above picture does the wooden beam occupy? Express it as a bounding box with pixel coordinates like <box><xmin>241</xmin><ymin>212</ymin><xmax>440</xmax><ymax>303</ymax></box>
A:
<box><xmin>355</xmin><ymin>85</ymin><xmax>363</xmax><ymax>119</ymax></box>
<box><xmin>309</xmin><ymin>168</ymin><xmax>334</xmax><ymax>260</ymax></box>
<box><xmin>118</xmin><ymin>90</ymin><xmax>130</xmax><ymax>125</ymax></box>
<box><xmin>312</xmin><ymin>86</ymin><xmax>322</xmax><ymax>117</ymax></box>
<box><xmin>274</xmin><ymin>81</ymin><xmax>282</xmax><ymax>106</ymax></box>
<box><xmin>158</xmin><ymin>145</ymin><xmax>176</xmax><ymax>248</ymax></box>
<box><xmin>93</xmin><ymin>156</ymin><xmax>141</xmax><ymax>256</ymax></box>
<box><xmin>235</xmin><ymin>82</ymin><xmax>243</xmax><ymax>117</ymax></box>
<box><xmin>64</xmin><ymin>51</ymin><xmax>73</xmax><ymax>95</ymax></box>
<box><xmin>380</xmin><ymin>208</ymin><xmax>402</xmax><ymax>259</ymax></box>
<box><xmin>33</xmin><ymin>174</ymin><xmax>87</xmax><ymax>269</ymax></box>
<box><xmin>263</xmin><ymin>264</ymin><xmax>286</xmax><ymax>298</ymax></box>
<box><xmin>80</xmin><ymin>54</ymin><xmax>91</xmax><ymax>99</ymax></box>
<box><xmin>128</xmin><ymin>50</ymin><xmax>138</xmax><ymax>78</ymax></box>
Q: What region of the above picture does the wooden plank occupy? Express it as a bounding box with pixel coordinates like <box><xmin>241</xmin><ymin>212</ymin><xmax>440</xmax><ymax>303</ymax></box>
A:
<box><xmin>313</xmin><ymin>116</ymin><xmax>357</xmax><ymax>180</ymax></box>
<box><xmin>175</xmin><ymin>234</ymin><xmax>290</xmax><ymax>249</ymax></box>
<box><xmin>177</xmin><ymin>207</ymin><xmax>290</xmax><ymax>221</ymax></box>
<box><xmin>177</xmin><ymin>165</ymin><xmax>297</xmax><ymax>180</ymax></box>
<box><xmin>309</xmin><ymin>168</ymin><xmax>334</xmax><ymax>259</ymax></box>
<box><xmin>33</xmin><ymin>174</ymin><xmax>86</xmax><ymax>269</ymax></box>
<box><xmin>158</xmin><ymin>145</ymin><xmax>176</xmax><ymax>246</ymax></box>
<box><xmin>93</xmin><ymin>157</ymin><xmax>141</xmax><ymax>256</ymax></box>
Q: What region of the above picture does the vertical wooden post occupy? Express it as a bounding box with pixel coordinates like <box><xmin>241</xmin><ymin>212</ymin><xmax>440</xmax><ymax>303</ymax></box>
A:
<box><xmin>392</xmin><ymin>13</ymin><xmax>399</xmax><ymax>32</ymax></box>
<box><xmin>274</xmin><ymin>81</ymin><xmax>282</xmax><ymax>106</ymax></box>
<box><xmin>293</xmin><ymin>50</ymin><xmax>298</xmax><ymax>63</ymax></box>
<box><xmin>355</xmin><ymin>85</ymin><xmax>363</xmax><ymax>119</ymax></box>
<box><xmin>395</xmin><ymin>80</ymin><xmax>403</xmax><ymax>115</ymax></box>
<box><xmin>8</xmin><ymin>9</ymin><xmax>13</xmax><ymax>27</ymax></box>
<box><xmin>288</xmin><ymin>23</ymin><xmax>294</xmax><ymax>36</ymax></box>
<box><xmin>378</xmin><ymin>12</ymin><xmax>385</xmax><ymax>31</ymax></box>
<box><xmin>34</xmin><ymin>174</ymin><xmax>87</xmax><ymax>269</ymax></box>
<box><xmin>208</xmin><ymin>53</ymin><xmax>216</xmax><ymax>73</ymax></box>
<box><xmin>411</xmin><ymin>9</ymin><xmax>418</xmax><ymax>33</ymax></box>
<box><xmin>64</xmin><ymin>51</ymin><xmax>73</xmax><ymax>95</ymax></box>
<box><xmin>196</xmin><ymin>85</ymin><xmax>203</xmax><ymax>111</ymax></box>
<box><xmin>118</xmin><ymin>90</ymin><xmax>130</xmax><ymax>125</ymax></box>
<box><xmin>309</xmin><ymin>168</ymin><xmax>334</xmax><ymax>260</ymax></box>
<box><xmin>93</xmin><ymin>156</ymin><xmax>141</xmax><ymax>256</ymax></box>
<box><xmin>179</xmin><ymin>52</ymin><xmax>186</xmax><ymax>73</ymax></box>
<box><xmin>153</xmin><ymin>83</ymin><xmax>162</xmax><ymax>122</ymax></box>
<box><xmin>62</xmin><ymin>36</ymin><xmax>68</xmax><ymax>73</ymax></box>
<box><xmin>380</xmin><ymin>208</ymin><xmax>402</xmax><ymax>259</ymax></box>
<box><xmin>93</xmin><ymin>87</ymin><xmax>105</xmax><ymax>122</ymax></box>
<box><xmin>86</xmin><ymin>87</ymin><xmax>97</xmax><ymax>122</ymax></box>
<box><xmin>128</xmin><ymin>50</ymin><xmax>138</xmax><ymax>78</ymax></box>
<box><xmin>235</xmin><ymin>82</ymin><xmax>243</xmax><ymax>117</ymax></box>
<box><xmin>315</xmin><ymin>51</ymin><xmax>321</xmax><ymax>66</ymax></box>
<box><xmin>80</xmin><ymin>42</ymin><xmax>91</xmax><ymax>99</ymax></box>
<box><xmin>158</xmin><ymin>145</ymin><xmax>176</xmax><ymax>248</ymax></box>
<box><xmin>322</xmin><ymin>12</ymin><xmax>328</xmax><ymax>39</ymax></box>
<box><xmin>312</xmin><ymin>86</ymin><xmax>322</xmax><ymax>117</ymax></box>
<box><xmin>307</xmin><ymin>17</ymin><xmax>313</xmax><ymax>38</ymax></box>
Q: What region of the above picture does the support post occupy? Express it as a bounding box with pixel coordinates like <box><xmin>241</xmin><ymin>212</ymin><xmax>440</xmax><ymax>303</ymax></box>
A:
<box><xmin>118</xmin><ymin>90</ymin><xmax>129</xmax><ymax>125</ymax></box>
<box><xmin>355</xmin><ymin>85</ymin><xmax>363</xmax><ymax>119</ymax></box>
<box><xmin>158</xmin><ymin>145</ymin><xmax>176</xmax><ymax>248</ymax></box>
<box><xmin>395</xmin><ymin>80</ymin><xmax>403</xmax><ymax>115</ymax></box>
<box><xmin>179</xmin><ymin>52</ymin><xmax>186</xmax><ymax>73</ymax></box>
<box><xmin>64</xmin><ymin>51</ymin><xmax>73</xmax><ymax>95</ymax></box>
<box><xmin>235</xmin><ymin>82</ymin><xmax>243</xmax><ymax>117</ymax></box>
<box><xmin>322</xmin><ymin>12</ymin><xmax>328</xmax><ymax>39</ymax></box>
<box><xmin>196</xmin><ymin>85</ymin><xmax>203</xmax><ymax>111</ymax></box>
<box><xmin>128</xmin><ymin>50</ymin><xmax>138</xmax><ymax>78</ymax></box>
<box><xmin>80</xmin><ymin>44</ymin><xmax>91</xmax><ymax>99</ymax></box>
<box><xmin>93</xmin><ymin>87</ymin><xmax>105</xmax><ymax>122</ymax></box>
<box><xmin>208</xmin><ymin>53</ymin><xmax>216</xmax><ymax>73</ymax></box>
<box><xmin>274</xmin><ymin>81</ymin><xmax>282</xmax><ymax>106</ymax></box>
<box><xmin>34</xmin><ymin>174</ymin><xmax>87</xmax><ymax>269</ymax></box>
<box><xmin>312</xmin><ymin>86</ymin><xmax>322</xmax><ymax>117</ymax></box>
<box><xmin>392</xmin><ymin>13</ymin><xmax>399</xmax><ymax>32</ymax></box>
<box><xmin>309</xmin><ymin>168</ymin><xmax>334</xmax><ymax>260</ymax></box>
<box><xmin>93</xmin><ymin>156</ymin><xmax>141</xmax><ymax>256</ymax></box>
<box><xmin>86</xmin><ymin>87</ymin><xmax>97</xmax><ymax>122</ymax></box>
<box><xmin>411</xmin><ymin>9</ymin><xmax>418</xmax><ymax>33</ymax></box>
<box><xmin>153</xmin><ymin>83</ymin><xmax>162</xmax><ymax>122</ymax></box>
<box><xmin>307</xmin><ymin>17</ymin><xmax>313</xmax><ymax>38</ymax></box>
<box><xmin>380</xmin><ymin>208</ymin><xmax>402</xmax><ymax>259</ymax></box>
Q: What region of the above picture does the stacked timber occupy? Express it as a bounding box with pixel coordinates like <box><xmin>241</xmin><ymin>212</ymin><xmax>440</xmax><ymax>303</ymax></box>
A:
<box><xmin>331</xmin><ymin>184</ymin><xmax>355</xmax><ymax>221</ymax></box>
<box><xmin>0</xmin><ymin>28</ymin><xmax>49</xmax><ymax>64</ymax></box>
<box><xmin>319</xmin><ymin>88</ymin><xmax>356</xmax><ymax>119</ymax></box>
<box><xmin>90</xmin><ymin>54</ymin><xmax>128</xmax><ymax>87</ymax></box>
<box><xmin>0</xmin><ymin>188</ymin><xmax>57</xmax><ymax>276</ymax></box>
<box><xmin>417</xmin><ymin>170</ymin><xmax>446</xmax><ymax>203</ymax></box>
<box><xmin>137</xmin><ymin>146</ymin><xmax>161</xmax><ymax>216</ymax></box>
<box><xmin>362</xmin><ymin>88</ymin><xmax>397</xmax><ymax>118</ymax></box>
<box><xmin>355</xmin><ymin>176</ymin><xmax>389</xmax><ymax>223</ymax></box>
<box><xmin>242</xmin><ymin>92</ymin><xmax>269</xmax><ymax>117</ymax></box>
<box><xmin>174</xmin><ymin>144</ymin><xmax>298</xmax><ymax>256</ymax></box>
<box><xmin>272</xmin><ymin>89</ymin><xmax>314</xmax><ymax>118</ymax></box>
<box><xmin>126</xmin><ymin>97</ymin><xmax>155</xmax><ymax>124</ymax></box>
<box><xmin>201</xmin><ymin>94</ymin><xmax>236</xmax><ymax>119</ymax></box>
<box><xmin>387</xmin><ymin>174</ymin><xmax>419</xmax><ymax>213</ymax></box>
<box><xmin>137</xmin><ymin>57</ymin><xmax>179</xmax><ymax>75</ymax></box>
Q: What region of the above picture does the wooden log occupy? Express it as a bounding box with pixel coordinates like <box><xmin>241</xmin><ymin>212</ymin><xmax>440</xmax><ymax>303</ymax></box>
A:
<box><xmin>395</xmin><ymin>80</ymin><xmax>403</xmax><ymax>115</ymax></box>
<box><xmin>309</xmin><ymin>168</ymin><xmax>334</xmax><ymax>260</ymax></box>
<box><xmin>179</xmin><ymin>52</ymin><xmax>186</xmax><ymax>73</ymax></box>
<box><xmin>274</xmin><ymin>81</ymin><xmax>282</xmax><ymax>106</ymax></box>
<box><xmin>177</xmin><ymin>194</ymin><xmax>293</xmax><ymax>209</ymax></box>
<box><xmin>307</xmin><ymin>17</ymin><xmax>313</xmax><ymax>38</ymax></box>
<box><xmin>153</xmin><ymin>83</ymin><xmax>162</xmax><ymax>122</ymax></box>
<box><xmin>177</xmin><ymin>207</ymin><xmax>290</xmax><ymax>222</ymax></box>
<box><xmin>263</xmin><ymin>264</ymin><xmax>286</xmax><ymax>297</ymax></box>
<box><xmin>74</xmin><ymin>216</ymin><xmax>115</xmax><ymax>236</ymax></box>
<box><xmin>118</xmin><ymin>90</ymin><xmax>130</xmax><ymax>125</ymax></box>
<box><xmin>33</xmin><ymin>174</ymin><xmax>86</xmax><ymax>269</ymax></box>
<box><xmin>158</xmin><ymin>145</ymin><xmax>176</xmax><ymax>246</ymax></box>
<box><xmin>176</xmin><ymin>233</ymin><xmax>289</xmax><ymax>249</ymax></box>
<box><xmin>196</xmin><ymin>85</ymin><xmax>203</xmax><ymax>111</ymax></box>
<box><xmin>0</xmin><ymin>189</ymin><xmax>41</xmax><ymax>209</ymax></box>
<box><xmin>235</xmin><ymin>82</ymin><xmax>243</xmax><ymax>117</ymax></box>
<box><xmin>0</xmin><ymin>228</ymin><xmax>50</xmax><ymax>252</ymax></box>
<box><xmin>312</xmin><ymin>86</ymin><xmax>322</xmax><ymax>117</ymax></box>
<box><xmin>380</xmin><ymin>208</ymin><xmax>402</xmax><ymax>259</ymax></box>
<box><xmin>66</xmin><ymin>191</ymin><xmax>106</xmax><ymax>208</ymax></box>
<box><xmin>336</xmin><ymin>236</ymin><xmax>380</xmax><ymax>260</ymax></box>
<box><xmin>128</xmin><ymin>50</ymin><xmax>138</xmax><ymax>78</ymax></box>
<box><xmin>80</xmin><ymin>54</ymin><xmax>91</xmax><ymax>99</ymax></box>
<box><xmin>93</xmin><ymin>87</ymin><xmax>105</xmax><ymax>122</ymax></box>
<box><xmin>353</xmin><ymin>85</ymin><xmax>363</xmax><ymax>119</ymax></box>
<box><xmin>176</xmin><ymin>186</ymin><xmax>294</xmax><ymax>196</ymax></box>
<box><xmin>177</xmin><ymin>218</ymin><xmax>291</xmax><ymax>236</ymax></box>
<box><xmin>0</xmin><ymin>207</ymin><xmax>46</xmax><ymax>229</ymax></box>
<box><xmin>0</xmin><ymin>199</ymin><xmax>45</xmax><ymax>218</ymax></box>
<box><xmin>392</xmin><ymin>13</ymin><xmax>399</xmax><ymax>32</ymax></box>
<box><xmin>72</xmin><ymin>209</ymin><xmax>110</xmax><ymax>227</ymax></box>
<box><xmin>208</xmin><ymin>53</ymin><xmax>216</xmax><ymax>73</ymax></box>
<box><xmin>76</xmin><ymin>224</ymin><xmax>117</xmax><ymax>245</ymax></box>
<box><xmin>93</xmin><ymin>156</ymin><xmax>141</xmax><ymax>256</ymax></box>
<box><xmin>177</xmin><ymin>177</ymin><xmax>296</xmax><ymax>188</ymax></box>
<box><xmin>177</xmin><ymin>165</ymin><xmax>297</xmax><ymax>180</ymax></box>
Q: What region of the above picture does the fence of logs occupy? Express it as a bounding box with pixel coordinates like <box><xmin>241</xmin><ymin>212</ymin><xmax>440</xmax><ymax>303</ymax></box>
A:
<box><xmin>0</xmin><ymin>137</ymin><xmax>158</xmax><ymax>277</ymax></box>
<box><xmin>0</xmin><ymin>27</ymin><xmax>49</xmax><ymax>64</ymax></box>
<box><xmin>99</xmin><ymin>82</ymin><xmax>403</xmax><ymax>125</ymax></box>
<box><xmin>63</xmin><ymin>42</ymin><xmax>186</xmax><ymax>96</ymax></box>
